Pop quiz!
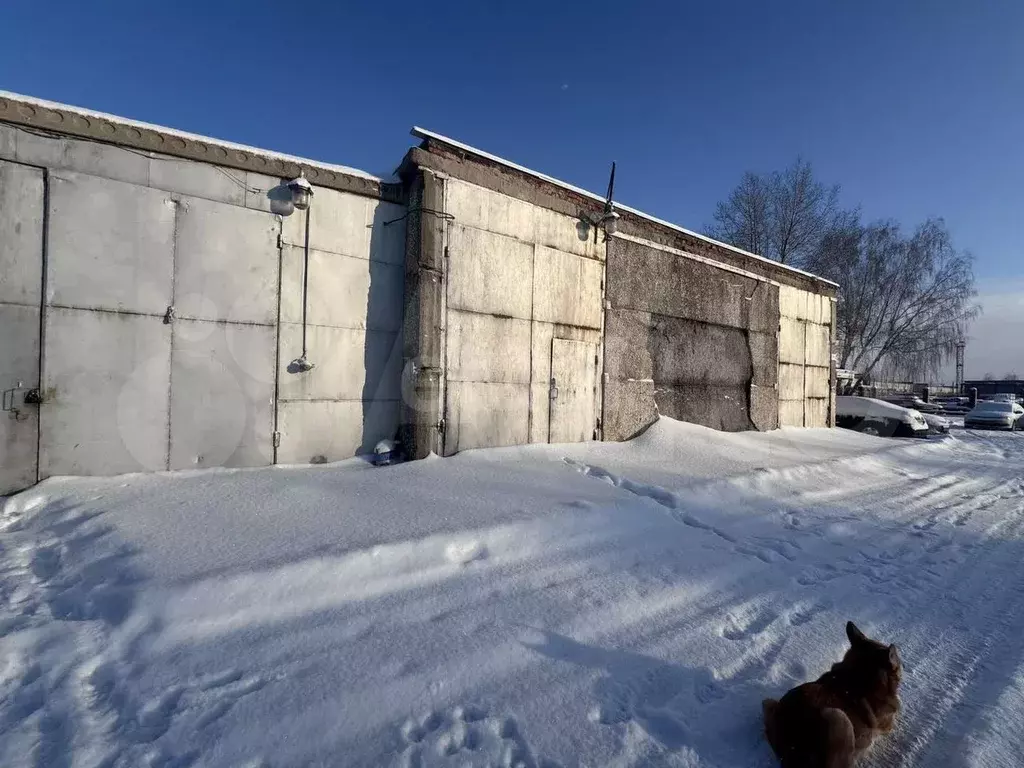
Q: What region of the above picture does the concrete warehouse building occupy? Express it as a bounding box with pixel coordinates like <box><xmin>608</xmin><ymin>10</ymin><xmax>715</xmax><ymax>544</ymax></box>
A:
<box><xmin>0</xmin><ymin>92</ymin><xmax>838</xmax><ymax>494</ymax></box>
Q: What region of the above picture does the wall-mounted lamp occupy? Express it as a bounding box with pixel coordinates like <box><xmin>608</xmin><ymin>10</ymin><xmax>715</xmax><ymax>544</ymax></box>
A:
<box><xmin>583</xmin><ymin>162</ymin><xmax>620</xmax><ymax>239</ymax></box>
<box><xmin>288</xmin><ymin>171</ymin><xmax>314</xmax><ymax>210</ymax></box>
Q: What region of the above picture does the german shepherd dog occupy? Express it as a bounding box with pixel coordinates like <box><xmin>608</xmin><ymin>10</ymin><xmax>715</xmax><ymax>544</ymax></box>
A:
<box><xmin>762</xmin><ymin>622</ymin><xmax>902</xmax><ymax>767</ymax></box>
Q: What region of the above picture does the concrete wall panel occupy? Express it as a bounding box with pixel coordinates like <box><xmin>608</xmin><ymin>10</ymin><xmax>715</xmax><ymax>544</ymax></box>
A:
<box><xmin>779</xmin><ymin>317</ymin><xmax>806</xmax><ymax>365</ymax></box>
<box><xmin>778</xmin><ymin>363</ymin><xmax>806</xmax><ymax>402</ymax></box>
<box><xmin>602</xmin><ymin>379</ymin><xmax>658</xmax><ymax>442</ymax></box>
<box><xmin>607</xmin><ymin>238</ymin><xmax>776</xmax><ymax>333</ymax></box>
<box><xmin>445</xmin><ymin>381</ymin><xmax>530</xmax><ymax>453</ymax></box>
<box><xmin>174</xmin><ymin>197</ymin><xmax>280</xmax><ymax>325</ymax></box>
<box><xmin>805</xmin><ymin>398</ymin><xmax>829</xmax><ymax>428</ymax></box>
<box><xmin>0</xmin><ymin>123</ymin><xmax>15</xmax><ymax>160</ymax></box>
<box><xmin>534</xmin><ymin>207</ymin><xmax>603</xmax><ymax>260</ymax></box>
<box><xmin>445</xmin><ymin>178</ymin><xmax>536</xmax><ymax>245</ymax></box>
<box><xmin>805</xmin><ymin>324</ymin><xmax>831</xmax><ymax>368</ymax></box>
<box><xmin>169</xmin><ymin>322</ymin><xmax>275</xmax><ymax>470</ymax></box>
<box><xmin>0</xmin><ymin>160</ymin><xmax>44</xmax><ymax>305</ymax></box>
<box><xmin>47</xmin><ymin>172</ymin><xmax>175</xmax><ymax>314</ymax></box>
<box><xmin>280</xmin><ymin>245</ymin><xmax>404</xmax><ymax>331</ymax></box>
<box><xmin>367</xmin><ymin>200</ymin><xmax>408</xmax><ymax>266</ymax></box>
<box><xmin>276</xmin><ymin>399</ymin><xmax>400</xmax><ymax>463</ymax></box>
<box><xmin>446</xmin><ymin>225</ymin><xmax>534</xmax><ymax>319</ymax></box>
<box><xmin>779</xmin><ymin>399</ymin><xmax>805</xmax><ymax>428</ymax></box>
<box><xmin>149</xmin><ymin>154</ymin><xmax>246</xmax><ymax>207</ymax></box>
<box><xmin>804</xmin><ymin>366</ymin><xmax>831</xmax><ymax>399</ymax></box>
<box><xmin>533</xmin><ymin>246</ymin><xmax>603</xmax><ymax>329</ymax></box>
<box><xmin>446</xmin><ymin>311</ymin><xmax>531</xmax><ymax>384</ymax></box>
<box><xmin>0</xmin><ymin>304</ymin><xmax>41</xmax><ymax>494</ymax></box>
<box><xmin>281</xmin><ymin>188</ymin><xmax>369</xmax><ymax>257</ymax></box>
<box><xmin>40</xmin><ymin>307</ymin><xmax>170</xmax><ymax>477</ymax></box>
<box><xmin>277</xmin><ymin>323</ymin><xmax>402</xmax><ymax>403</ymax></box>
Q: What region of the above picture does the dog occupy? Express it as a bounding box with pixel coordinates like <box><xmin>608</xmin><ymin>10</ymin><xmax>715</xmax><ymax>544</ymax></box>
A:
<box><xmin>762</xmin><ymin>621</ymin><xmax>902</xmax><ymax>768</ymax></box>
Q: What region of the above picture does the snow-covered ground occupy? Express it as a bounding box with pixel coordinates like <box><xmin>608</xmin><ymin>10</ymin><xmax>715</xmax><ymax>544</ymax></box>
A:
<box><xmin>2</xmin><ymin>420</ymin><xmax>1024</xmax><ymax>767</ymax></box>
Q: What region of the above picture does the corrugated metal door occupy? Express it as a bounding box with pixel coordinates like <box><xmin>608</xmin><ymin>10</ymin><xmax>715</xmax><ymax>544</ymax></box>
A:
<box><xmin>549</xmin><ymin>338</ymin><xmax>598</xmax><ymax>443</ymax></box>
<box><xmin>0</xmin><ymin>160</ymin><xmax>44</xmax><ymax>494</ymax></box>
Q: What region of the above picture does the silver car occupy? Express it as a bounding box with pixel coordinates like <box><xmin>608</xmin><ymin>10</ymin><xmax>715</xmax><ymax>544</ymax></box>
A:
<box><xmin>964</xmin><ymin>401</ymin><xmax>1024</xmax><ymax>431</ymax></box>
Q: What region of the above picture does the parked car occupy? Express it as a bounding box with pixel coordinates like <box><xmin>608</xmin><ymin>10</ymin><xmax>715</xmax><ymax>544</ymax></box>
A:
<box><xmin>964</xmin><ymin>401</ymin><xmax>1024</xmax><ymax>431</ymax></box>
<box><xmin>836</xmin><ymin>396</ymin><xmax>930</xmax><ymax>438</ymax></box>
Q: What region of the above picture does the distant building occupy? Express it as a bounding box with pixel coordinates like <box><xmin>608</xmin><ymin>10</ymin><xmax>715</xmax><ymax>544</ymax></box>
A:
<box><xmin>964</xmin><ymin>379</ymin><xmax>1024</xmax><ymax>400</ymax></box>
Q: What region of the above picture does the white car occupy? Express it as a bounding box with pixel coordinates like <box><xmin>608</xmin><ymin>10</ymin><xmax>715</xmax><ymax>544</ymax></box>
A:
<box><xmin>836</xmin><ymin>396</ymin><xmax>930</xmax><ymax>438</ymax></box>
<box><xmin>922</xmin><ymin>412</ymin><xmax>951</xmax><ymax>434</ymax></box>
<box><xmin>964</xmin><ymin>401</ymin><xmax>1024</xmax><ymax>431</ymax></box>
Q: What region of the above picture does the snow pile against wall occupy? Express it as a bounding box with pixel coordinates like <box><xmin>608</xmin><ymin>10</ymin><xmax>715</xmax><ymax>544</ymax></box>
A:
<box><xmin>2</xmin><ymin>420</ymin><xmax>1022</xmax><ymax>766</ymax></box>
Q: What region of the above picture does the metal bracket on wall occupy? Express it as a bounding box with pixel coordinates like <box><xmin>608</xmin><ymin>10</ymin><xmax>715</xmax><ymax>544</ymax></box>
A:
<box><xmin>272</xmin><ymin>431</ymin><xmax>281</xmax><ymax>448</ymax></box>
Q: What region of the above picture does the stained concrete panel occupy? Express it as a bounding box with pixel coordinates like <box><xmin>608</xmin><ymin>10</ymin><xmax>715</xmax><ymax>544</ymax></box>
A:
<box><xmin>277</xmin><ymin>323</ymin><xmax>402</xmax><ymax>403</ymax></box>
<box><xmin>40</xmin><ymin>307</ymin><xmax>170</xmax><ymax>477</ymax></box>
<box><xmin>47</xmin><ymin>172</ymin><xmax>175</xmax><ymax>314</ymax></box>
<box><xmin>280</xmin><ymin>245</ymin><xmax>404</xmax><ymax>331</ymax></box>
<box><xmin>779</xmin><ymin>317</ymin><xmax>806</xmax><ymax>366</ymax></box>
<box><xmin>534</xmin><ymin>206</ymin><xmax>604</xmax><ymax>261</ymax></box>
<box><xmin>607</xmin><ymin>238</ymin><xmax>777</xmax><ymax>333</ymax></box>
<box><xmin>779</xmin><ymin>363</ymin><xmax>806</xmax><ymax>402</ymax></box>
<box><xmin>779</xmin><ymin>399</ymin><xmax>805</xmax><ymax>428</ymax></box>
<box><xmin>805</xmin><ymin>398</ymin><xmax>829</xmax><ymax>428</ymax></box>
<box><xmin>0</xmin><ymin>160</ymin><xmax>44</xmax><ymax>306</ymax></box>
<box><xmin>446</xmin><ymin>225</ymin><xmax>534</xmax><ymax>319</ymax></box>
<box><xmin>533</xmin><ymin>246</ymin><xmax>603</xmax><ymax>329</ymax></box>
<box><xmin>804</xmin><ymin>366</ymin><xmax>832</xmax><ymax>399</ymax></box>
<box><xmin>446</xmin><ymin>310</ymin><xmax>531</xmax><ymax>384</ymax></box>
<box><xmin>0</xmin><ymin>304</ymin><xmax>41</xmax><ymax>494</ymax></box>
<box><xmin>445</xmin><ymin>178</ymin><xmax>536</xmax><ymax>244</ymax></box>
<box><xmin>281</xmin><ymin>187</ymin><xmax>370</xmax><ymax>258</ymax></box>
<box><xmin>169</xmin><ymin>321</ymin><xmax>275</xmax><ymax>470</ymax></box>
<box><xmin>149</xmin><ymin>154</ymin><xmax>246</xmax><ymax>206</ymax></box>
<box><xmin>602</xmin><ymin>379</ymin><xmax>658</xmax><ymax>442</ymax></box>
<box><xmin>805</xmin><ymin>324</ymin><xmax>832</xmax><ymax>368</ymax></box>
<box><xmin>276</xmin><ymin>398</ymin><xmax>400</xmax><ymax>463</ymax></box>
<box><xmin>174</xmin><ymin>197</ymin><xmax>280</xmax><ymax>325</ymax></box>
<box><xmin>445</xmin><ymin>381</ymin><xmax>530</xmax><ymax>453</ymax></box>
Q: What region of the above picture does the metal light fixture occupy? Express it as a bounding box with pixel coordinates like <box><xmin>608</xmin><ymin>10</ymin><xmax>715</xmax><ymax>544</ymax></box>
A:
<box><xmin>287</xmin><ymin>171</ymin><xmax>314</xmax><ymax>210</ymax></box>
<box><xmin>584</xmin><ymin>162</ymin><xmax>620</xmax><ymax>239</ymax></box>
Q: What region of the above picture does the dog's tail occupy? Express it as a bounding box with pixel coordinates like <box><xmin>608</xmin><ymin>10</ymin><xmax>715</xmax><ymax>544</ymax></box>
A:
<box><xmin>762</xmin><ymin>698</ymin><xmax>780</xmax><ymax>755</ymax></box>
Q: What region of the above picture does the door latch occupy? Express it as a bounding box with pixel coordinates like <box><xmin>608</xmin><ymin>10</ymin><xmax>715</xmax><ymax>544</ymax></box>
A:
<box><xmin>549</xmin><ymin>377</ymin><xmax>559</xmax><ymax>401</ymax></box>
<box><xmin>2</xmin><ymin>382</ymin><xmax>40</xmax><ymax>421</ymax></box>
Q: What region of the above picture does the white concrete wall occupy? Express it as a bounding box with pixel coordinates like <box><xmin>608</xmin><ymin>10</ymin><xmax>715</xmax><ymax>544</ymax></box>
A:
<box><xmin>778</xmin><ymin>284</ymin><xmax>834</xmax><ymax>427</ymax></box>
<box><xmin>441</xmin><ymin>177</ymin><xmax>603</xmax><ymax>453</ymax></box>
<box><xmin>0</xmin><ymin>121</ymin><xmax>404</xmax><ymax>490</ymax></box>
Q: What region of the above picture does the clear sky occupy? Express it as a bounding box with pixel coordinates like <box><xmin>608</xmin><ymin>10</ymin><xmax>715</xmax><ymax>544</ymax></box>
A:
<box><xmin>2</xmin><ymin>1</ymin><xmax>1021</xmax><ymax>378</ymax></box>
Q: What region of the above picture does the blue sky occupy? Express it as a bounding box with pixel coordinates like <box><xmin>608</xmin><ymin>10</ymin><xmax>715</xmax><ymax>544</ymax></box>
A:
<box><xmin>2</xmin><ymin>1</ymin><xmax>1021</xmax><ymax>376</ymax></box>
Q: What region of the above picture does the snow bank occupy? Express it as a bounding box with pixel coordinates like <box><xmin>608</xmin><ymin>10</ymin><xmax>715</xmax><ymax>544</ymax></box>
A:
<box><xmin>2</xmin><ymin>419</ymin><xmax>1023</xmax><ymax>767</ymax></box>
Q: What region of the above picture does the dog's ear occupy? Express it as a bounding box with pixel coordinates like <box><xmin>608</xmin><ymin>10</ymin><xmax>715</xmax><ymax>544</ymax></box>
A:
<box><xmin>846</xmin><ymin>621</ymin><xmax>868</xmax><ymax>646</ymax></box>
<box><xmin>888</xmin><ymin>644</ymin><xmax>900</xmax><ymax>669</ymax></box>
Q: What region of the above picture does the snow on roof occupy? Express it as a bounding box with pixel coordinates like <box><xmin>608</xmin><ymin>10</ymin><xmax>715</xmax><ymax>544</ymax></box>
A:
<box><xmin>0</xmin><ymin>90</ymin><xmax>384</xmax><ymax>183</ymax></box>
<box><xmin>411</xmin><ymin>126</ymin><xmax>839</xmax><ymax>289</ymax></box>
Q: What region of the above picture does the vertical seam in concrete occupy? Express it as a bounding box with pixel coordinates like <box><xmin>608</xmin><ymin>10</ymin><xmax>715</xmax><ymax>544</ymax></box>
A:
<box><xmin>272</xmin><ymin>216</ymin><xmax>284</xmax><ymax>463</ymax></box>
<box><xmin>528</xmin><ymin>243</ymin><xmax>536</xmax><ymax>442</ymax></box>
<box><xmin>166</xmin><ymin>197</ymin><xmax>180</xmax><ymax>470</ymax></box>
<box><xmin>35</xmin><ymin>168</ymin><xmax>51</xmax><ymax>482</ymax></box>
<box><xmin>437</xmin><ymin>175</ymin><xmax>450</xmax><ymax>456</ymax></box>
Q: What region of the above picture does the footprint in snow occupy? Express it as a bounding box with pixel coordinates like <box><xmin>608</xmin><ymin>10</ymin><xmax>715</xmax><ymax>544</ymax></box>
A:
<box><xmin>398</xmin><ymin>705</ymin><xmax>549</xmax><ymax>767</ymax></box>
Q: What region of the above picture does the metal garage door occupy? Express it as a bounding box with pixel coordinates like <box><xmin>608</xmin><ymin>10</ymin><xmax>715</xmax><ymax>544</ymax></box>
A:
<box><xmin>0</xmin><ymin>160</ymin><xmax>44</xmax><ymax>494</ymax></box>
<box><xmin>549</xmin><ymin>338</ymin><xmax>599</xmax><ymax>443</ymax></box>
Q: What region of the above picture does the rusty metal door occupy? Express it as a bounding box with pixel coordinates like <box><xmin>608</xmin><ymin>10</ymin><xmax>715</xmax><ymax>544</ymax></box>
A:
<box><xmin>0</xmin><ymin>160</ymin><xmax>45</xmax><ymax>494</ymax></box>
<box><xmin>549</xmin><ymin>338</ymin><xmax>598</xmax><ymax>444</ymax></box>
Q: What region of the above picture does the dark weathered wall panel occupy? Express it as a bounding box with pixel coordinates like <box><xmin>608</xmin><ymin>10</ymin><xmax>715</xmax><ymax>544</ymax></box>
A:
<box><xmin>603</xmin><ymin>236</ymin><xmax>781</xmax><ymax>438</ymax></box>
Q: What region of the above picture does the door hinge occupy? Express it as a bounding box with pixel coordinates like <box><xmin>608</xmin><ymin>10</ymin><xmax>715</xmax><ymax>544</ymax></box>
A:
<box><xmin>277</xmin><ymin>232</ymin><xmax>285</xmax><ymax>249</ymax></box>
<box><xmin>272</xmin><ymin>431</ymin><xmax>281</xmax><ymax>448</ymax></box>
<box><xmin>437</xmin><ymin>418</ymin><xmax>446</xmax><ymax>434</ymax></box>
<box><xmin>163</xmin><ymin>305</ymin><xmax>176</xmax><ymax>324</ymax></box>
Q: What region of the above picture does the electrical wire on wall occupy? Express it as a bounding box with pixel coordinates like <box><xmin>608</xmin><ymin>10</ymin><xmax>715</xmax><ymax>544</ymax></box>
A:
<box><xmin>287</xmin><ymin>172</ymin><xmax>316</xmax><ymax>373</ymax></box>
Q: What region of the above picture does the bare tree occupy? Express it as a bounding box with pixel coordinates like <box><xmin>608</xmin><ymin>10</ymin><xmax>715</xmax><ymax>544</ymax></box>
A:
<box><xmin>709</xmin><ymin>158</ymin><xmax>842</xmax><ymax>266</ymax></box>
<box><xmin>807</xmin><ymin>217</ymin><xmax>979</xmax><ymax>380</ymax></box>
<box><xmin>984</xmin><ymin>372</ymin><xmax>995</xmax><ymax>381</ymax></box>
<box><xmin>1004</xmin><ymin>372</ymin><xmax>1019</xmax><ymax>381</ymax></box>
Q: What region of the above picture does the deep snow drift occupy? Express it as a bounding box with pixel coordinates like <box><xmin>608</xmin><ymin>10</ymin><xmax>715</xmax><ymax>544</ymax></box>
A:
<box><xmin>2</xmin><ymin>420</ymin><xmax>1023</xmax><ymax>767</ymax></box>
